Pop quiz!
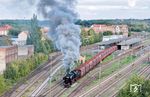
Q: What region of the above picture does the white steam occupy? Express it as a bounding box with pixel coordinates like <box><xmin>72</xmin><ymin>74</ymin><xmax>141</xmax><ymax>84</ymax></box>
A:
<box><xmin>38</xmin><ymin>0</ymin><xmax>81</xmax><ymax>73</ymax></box>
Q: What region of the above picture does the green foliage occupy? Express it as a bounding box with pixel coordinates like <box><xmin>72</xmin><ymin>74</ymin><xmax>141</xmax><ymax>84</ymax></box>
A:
<box><xmin>101</xmin><ymin>55</ymin><xmax>136</xmax><ymax>78</ymax></box>
<box><xmin>117</xmin><ymin>76</ymin><xmax>150</xmax><ymax>97</ymax></box>
<box><xmin>102</xmin><ymin>55</ymin><xmax>113</xmax><ymax>63</ymax></box>
<box><xmin>76</xmin><ymin>19</ymin><xmax>150</xmax><ymax>32</ymax></box>
<box><xmin>85</xmin><ymin>54</ymin><xmax>92</xmax><ymax>61</ymax></box>
<box><xmin>103</xmin><ymin>31</ymin><xmax>113</xmax><ymax>36</ymax></box>
<box><xmin>4</xmin><ymin>53</ymin><xmax>48</xmax><ymax>82</ymax></box>
<box><xmin>0</xmin><ymin>75</ymin><xmax>7</xmax><ymax>95</ymax></box>
<box><xmin>119</xmin><ymin>32</ymin><xmax>123</xmax><ymax>35</ymax></box>
<box><xmin>81</xmin><ymin>29</ymin><xmax>103</xmax><ymax>46</ymax></box>
<box><xmin>0</xmin><ymin>53</ymin><xmax>48</xmax><ymax>95</ymax></box>
<box><xmin>0</xmin><ymin>20</ymin><xmax>31</xmax><ymax>31</ymax></box>
<box><xmin>0</xmin><ymin>36</ymin><xmax>12</xmax><ymax>46</ymax></box>
<box><xmin>27</xmin><ymin>14</ymin><xmax>54</xmax><ymax>54</ymax></box>
<box><xmin>128</xmin><ymin>31</ymin><xmax>132</xmax><ymax>36</ymax></box>
<box><xmin>8</xmin><ymin>29</ymin><xmax>21</xmax><ymax>36</ymax></box>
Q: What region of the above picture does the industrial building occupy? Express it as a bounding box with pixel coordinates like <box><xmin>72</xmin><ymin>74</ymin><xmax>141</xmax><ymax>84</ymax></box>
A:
<box><xmin>97</xmin><ymin>37</ymin><xmax>128</xmax><ymax>49</ymax></box>
<box><xmin>11</xmin><ymin>31</ymin><xmax>28</xmax><ymax>46</ymax></box>
<box><xmin>0</xmin><ymin>45</ymin><xmax>18</xmax><ymax>74</ymax></box>
<box><xmin>117</xmin><ymin>38</ymin><xmax>141</xmax><ymax>50</ymax></box>
<box><xmin>18</xmin><ymin>45</ymin><xmax>34</xmax><ymax>58</ymax></box>
<box><xmin>0</xmin><ymin>45</ymin><xmax>34</xmax><ymax>74</ymax></box>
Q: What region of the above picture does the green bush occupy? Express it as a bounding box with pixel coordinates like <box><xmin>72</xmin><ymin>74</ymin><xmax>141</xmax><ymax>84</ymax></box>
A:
<box><xmin>117</xmin><ymin>75</ymin><xmax>150</xmax><ymax>97</ymax></box>
<box><xmin>103</xmin><ymin>31</ymin><xmax>113</xmax><ymax>36</ymax></box>
<box><xmin>0</xmin><ymin>53</ymin><xmax>48</xmax><ymax>95</ymax></box>
<box><xmin>0</xmin><ymin>75</ymin><xmax>7</xmax><ymax>95</ymax></box>
<box><xmin>81</xmin><ymin>29</ymin><xmax>103</xmax><ymax>46</ymax></box>
<box><xmin>4</xmin><ymin>53</ymin><xmax>48</xmax><ymax>81</ymax></box>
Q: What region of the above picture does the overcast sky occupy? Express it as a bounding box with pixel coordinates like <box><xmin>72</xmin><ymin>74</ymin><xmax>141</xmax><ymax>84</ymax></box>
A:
<box><xmin>0</xmin><ymin>0</ymin><xmax>150</xmax><ymax>20</ymax></box>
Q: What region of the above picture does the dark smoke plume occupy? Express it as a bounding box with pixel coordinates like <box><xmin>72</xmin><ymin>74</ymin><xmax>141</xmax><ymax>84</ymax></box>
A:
<box><xmin>38</xmin><ymin>0</ymin><xmax>81</xmax><ymax>73</ymax></box>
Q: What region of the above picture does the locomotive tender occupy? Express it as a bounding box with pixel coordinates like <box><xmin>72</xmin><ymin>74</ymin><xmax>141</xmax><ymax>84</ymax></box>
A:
<box><xmin>63</xmin><ymin>46</ymin><xmax>118</xmax><ymax>87</ymax></box>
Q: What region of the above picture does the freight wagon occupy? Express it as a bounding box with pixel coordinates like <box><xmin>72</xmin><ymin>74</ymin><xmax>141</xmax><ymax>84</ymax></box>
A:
<box><xmin>63</xmin><ymin>46</ymin><xmax>118</xmax><ymax>87</ymax></box>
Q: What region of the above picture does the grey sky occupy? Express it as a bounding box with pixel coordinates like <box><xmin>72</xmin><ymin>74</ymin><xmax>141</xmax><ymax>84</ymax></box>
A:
<box><xmin>0</xmin><ymin>0</ymin><xmax>150</xmax><ymax>20</ymax></box>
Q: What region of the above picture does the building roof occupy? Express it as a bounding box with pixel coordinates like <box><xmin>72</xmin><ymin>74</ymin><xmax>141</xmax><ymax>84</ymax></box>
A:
<box><xmin>91</xmin><ymin>24</ymin><xmax>128</xmax><ymax>28</ymax></box>
<box><xmin>18</xmin><ymin>45</ymin><xmax>34</xmax><ymax>48</ymax></box>
<box><xmin>97</xmin><ymin>37</ymin><xmax>128</xmax><ymax>46</ymax></box>
<box><xmin>91</xmin><ymin>24</ymin><xmax>107</xmax><ymax>27</ymax></box>
<box><xmin>118</xmin><ymin>38</ymin><xmax>141</xmax><ymax>46</ymax></box>
<box><xmin>0</xmin><ymin>25</ymin><xmax>12</xmax><ymax>31</ymax></box>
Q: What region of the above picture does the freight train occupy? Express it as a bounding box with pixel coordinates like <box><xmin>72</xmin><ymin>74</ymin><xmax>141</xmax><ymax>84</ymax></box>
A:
<box><xmin>63</xmin><ymin>46</ymin><xmax>118</xmax><ymax>88</ymax></box>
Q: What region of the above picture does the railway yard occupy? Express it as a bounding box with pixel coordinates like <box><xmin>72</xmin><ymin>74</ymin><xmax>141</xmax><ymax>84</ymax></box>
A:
<box><xmin>6</xmin><ymin>34</ymin><xmax>150</xmax><ymax>97</ymax></box>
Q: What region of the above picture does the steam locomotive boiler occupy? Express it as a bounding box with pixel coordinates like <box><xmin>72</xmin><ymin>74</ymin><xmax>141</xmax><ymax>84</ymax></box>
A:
<box><xmin>63</xmin><ymin>46</ymin><xmax>118</xmax><ymax>88</ymax></box>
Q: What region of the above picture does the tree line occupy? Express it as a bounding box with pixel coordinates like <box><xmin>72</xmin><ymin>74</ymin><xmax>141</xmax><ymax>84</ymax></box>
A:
<box><xmin>76</xmin><ymin>19</ymin><xmax>150</xmax><ymax>32</ymax></box>
<box><xmin>81</xmin><ymin>29</ymin><xmax>103</xmax><ymax>46</ymax></box>
<box><xmin>27</xmin><ymin>14</ymin><xmax>55</xmax><ymax>54</ymax></box>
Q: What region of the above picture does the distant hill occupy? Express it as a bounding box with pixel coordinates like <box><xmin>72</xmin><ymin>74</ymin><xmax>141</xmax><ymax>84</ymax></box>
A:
<box><xmin>0</xmin><ymin>19</ymin><xmax>50</xmax><ymax>28</ymax></box>
<box><xmin>76</xmin><ymin>19</ymin><xmax>150</xmax><ymax>27</ymax></box>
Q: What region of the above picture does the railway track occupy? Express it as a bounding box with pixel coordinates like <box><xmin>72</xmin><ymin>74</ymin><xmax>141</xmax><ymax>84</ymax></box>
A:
<box><xmin>110</xmin><ymin>64</ymin><xmax>150</xmax><ymax>97</ymax></box>
<box><xmin>94</xmin><ymin>64</ymin><xmax>150</xmax><ymax>97</ymax></box>
<box><xmin>77</xmin><ymin>53</ymin><xmax>150</xmax><ymax>97</ymax></box>
<box><xmin>16</xmin><ymin>37</ymin><xmax>149</xmax><ymax>96</ymax></box>
<box><xmin>38</xmin><ymin>50</ymin><xmax>131</xmax><ymax>97</ymax></box>
<box><xmin>66</xmin><ymin>45</ymin><xmax>147</xmax><ymax>97</ymax></box>
<box><xmin>8</xmin><ymin>44</ymin><xmax>99</xmax><ymax>97</ymax></box>
<box><xmin>38</xmin><ymin>81</ymin><xmax>63</xmax><ymax>97</ymax></box>
<box><xmin>38</xmin><ymin>43</ymin><xmax>148</xmax><ymax>97</ymax></box>
<box><xmin>66</xmin><ymin>40</ymin><xmax>150</xmax><ymax>97</ymax></box>
<box><xmin>28</xmin><ymin>44</ymin><xmax>101</xmax><ymax>97</ymax></box>
<box><xmin>9</xmin><ymin>54</ymin><xmax>63</xmax><ymax>97</ymax></box>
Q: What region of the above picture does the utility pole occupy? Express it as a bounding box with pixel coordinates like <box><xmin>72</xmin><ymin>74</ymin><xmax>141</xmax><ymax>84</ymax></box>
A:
<box><xmin>49</xmin><ymin>55</ymin><xmax>52</xmax><ymax>97</ymax></box>
<box><xmin>99</xmin><ymin>61</ymin><xmax>102</xmax><ymax>79</ymax></box>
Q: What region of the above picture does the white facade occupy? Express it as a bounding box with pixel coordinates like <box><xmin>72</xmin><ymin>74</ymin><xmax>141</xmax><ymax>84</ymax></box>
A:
<box><xmin>0</xmin><ymin>30</ymin><xmax>8</xmax><ymax>36</ymax></box>
<box><xmin>18</xmin><ymin>46</ymin><xmax>28</xmax><ymax>56</ymax></box>
<box><xmin>11</xmin><ymin>31</ymin><xmax>28</xmax><ymax>46</ymax></box>
<box><xmin>121</xmin><ymin>45</ymin><xmax>130</xmax><ymax>50</ymax></box>
<box><xmin>18</xmin><ymin>45</ymin><xmax>34</xmax><ymax>57</ymax></box>
<box><xmin>103</xmin><ymin>35</ymin><xmax>124</xmax><ymax>41</ymax></box>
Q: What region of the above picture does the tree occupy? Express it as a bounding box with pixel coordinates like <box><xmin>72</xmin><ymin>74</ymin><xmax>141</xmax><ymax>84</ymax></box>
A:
<box><xmin>27</xmin><ymin>14</ymin><xmax>42</xmax><ymax>52</ymax></box>
<box><xmin>95</xmin><ymin>32</ymin><xmax>103</xmax><ymax>42</ymax></box>
<box><xmin>88</xmin><ymin>29</ymin><xmax>95</xmax><ymax>44</ymax></box>
<box><xmin>128</xmin><ymin>32</ymin><xmax>131</xmax><ymax>37</ymax></box>
<box><xmin>27</xmin><ymin>14</ymin><xmax>54</xmax><ymax>54</ymax></box>
<box><xmin>103</xmin><ymin>31</ymin><xmax>113</xmax><ymax>36</ymax></box>
<box><xmin>119</xmin><ymin>32</ymin><xmax>123</xmax><ymax>35</ymax></box>
<box><xmin>8</xmin><ymin>29</ymin><xmax>21</xmax><ymax>36</ymax></box>
<box><xmin>117</xmin><ymin>75</ymin><xmax>150</xmax><ymax>97</ymax></box>
<box><xmin>80</xmin><ymin>28</ymin><xmax>103</xmax><ymax>45</ymax></box>
<box><xmin>4</xmin><ymin>63</ymin><xmax>19</xmax><ymax>81</ymax></box>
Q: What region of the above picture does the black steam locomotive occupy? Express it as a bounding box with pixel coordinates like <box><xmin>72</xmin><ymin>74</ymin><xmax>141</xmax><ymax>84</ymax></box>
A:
<box><xmin>63</xmin><ymin>70</ymin><xmax>80</xmax><ymax>88</ymax></box>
